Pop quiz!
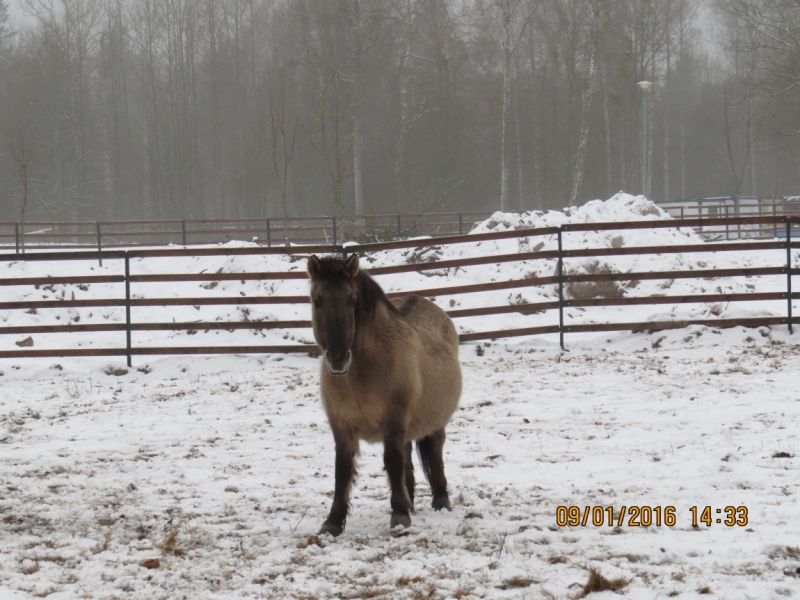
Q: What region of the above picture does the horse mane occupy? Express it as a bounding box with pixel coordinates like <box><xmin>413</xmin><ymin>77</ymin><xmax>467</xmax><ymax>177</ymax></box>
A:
<box><xmin>314</xmin><ymin>256</ymin><xmax>399</xmax><ymax>321</ymax></box>
<box><xmin>355</xmin><ymin>270</ymin><xmax>400</xmax><ymax>321</ymax></box>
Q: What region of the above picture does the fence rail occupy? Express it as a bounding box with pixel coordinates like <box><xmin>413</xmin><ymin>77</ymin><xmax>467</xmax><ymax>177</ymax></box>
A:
<box><xmin>4</xmin><ymin>200</ymin><xmax>800</xmax><ymax>253</ymax></box>
<box><xmin>0</xmin><ymin>211</ymin><xmax>495</xmax><ymax>251</ymax></box>
<box><xmin>0</xmin><ymin>214</ymin><xmax>797</xmax><ymax>364</ymax></box>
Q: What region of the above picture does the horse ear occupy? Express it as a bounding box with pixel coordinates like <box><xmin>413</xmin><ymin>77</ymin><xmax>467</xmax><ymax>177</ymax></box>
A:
<box><xmin>307</xmin><ymin>255</ymin><xmax>322</xmax><ymax>279</ymax></box>
<box><xmin>345</xmin><ymin>253</ymin><xmax>360</xmax><ymax>278</ymax></box>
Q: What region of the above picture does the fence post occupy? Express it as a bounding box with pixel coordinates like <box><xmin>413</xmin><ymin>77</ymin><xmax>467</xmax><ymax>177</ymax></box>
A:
<box><xmin>125</xmin><ymin>253</ymin><xmax>132</xmax><ymax>367</ymax></box>
<box><xmin>266</xmin><ymin>218</ymin><xmax>271</xmax><ymax>247</ymax></box>
<box><xmin>459</xmin><ymin>212</ymin><xmax>463</xmax><ymax>235</ymax></box>
<box><xmin>333</xmin><ymin>216</ymin><xmax>337</xmax><ymax>247</ymax></box>
<box><xmin>724</xmin><ymin>206</ymin><xmax>729</xmax><ymax>240</ymax></box>
<box><xmin>774</xmin><ymin>203</ymin><xmax>778</xmax><ymax>238</ymax></box>
<box><xmin>558</xmin><ymin>228</ymin><xmax>565</xmax><ymax>351</ymax></box>
<box><xmin>96</xmin><ymin>222</ymin><xmax>103</xmax><ymax>267</ymax></box>
<box><xmin>14</xmin><ymin>223</ymin><xmax>19</xmax><ymax>254</ymax></box>
<box><xmin>787</xmin><ymin>219</ymin><xmax>793</xmax><ymax>335</ymax></box>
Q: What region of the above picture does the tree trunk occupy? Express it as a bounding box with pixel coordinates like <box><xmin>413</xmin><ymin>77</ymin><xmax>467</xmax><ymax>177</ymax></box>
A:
<box><xmin>500</xmin><ymin>46</ymin><xmax>512</xmax><ymax>211</ymax></box>
<box><xmin>601</xmin><ymin>57</ymin><xmax>613</xmax><ymax>197</ymax></box>
<box><xmin>352</xmin><ymin>0</ymin><xmax>365</xmax><ymax>216</ymax></box>
<box><xmin>514</xmin><ymin>66</ymin><xmax>524</xmax><ymax>211</ymax></box>
<box><xmin>569</xmin><ymin>45</ymin><xmax>596</xmax><ymax>206</ymax></box>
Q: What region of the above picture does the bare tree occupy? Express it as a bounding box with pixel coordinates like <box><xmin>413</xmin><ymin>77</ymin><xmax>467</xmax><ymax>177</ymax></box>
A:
<box><xmin>263</xmin><ymin>65</ymin><xmax>300</xmax><ymax>240</ymax></box>
<box><xmin>568</xmin><ymin>0</ymin><xmax>604</xmax><ymax>206</ymax></box>
<box><xmin>9</xmin><ymin>128</ymin><xmax>35</xmax><ymax>251</ymax></box>
<box><xmin>480</xmin><ymin>0</ymin><xmax>540</xmax><ymax>211</ymax></box>
<box><xmin>308</xmin><ymin>72</ymin><xmax>352</xmax><ymax>216</ymax></box>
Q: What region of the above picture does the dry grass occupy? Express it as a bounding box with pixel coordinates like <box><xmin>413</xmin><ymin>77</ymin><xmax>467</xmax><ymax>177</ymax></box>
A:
<box><xmin>697</xmin><ymin>585</ymin><xmax>712</xmax><ymax>594</ymax></box>
<box><xmin>497</xmin><ymin>576</ymin><xmax>538</xmax><ymax>590</ymax></box>
<box><xmin>772</xmin><ymin>451</ymin><xmax>794</xmax><ymax>458</ymax></box>
<box><xmin>156</xmin><ymin>520</ymin><xmax>186</xmax><ymax>556</ymax></box>
<box><xmin>580</xmin><ymin>567</ymin><xmax>629</xmax><ymax>597</ymax></box>
<box><xmin>296</xmin><ymin>534</ymin><xmax>323</xmax><ymax>549</ymax></box>
<box><xmin>768</xmin><ymin>546</ymin><xmax>800</xmax><ymax>560</ymax></box>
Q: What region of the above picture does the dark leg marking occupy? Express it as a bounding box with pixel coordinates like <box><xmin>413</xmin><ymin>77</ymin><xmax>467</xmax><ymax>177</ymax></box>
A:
<box><xmin>384</xmin><ymin>421</ymin><xmax>412</xmax><ymax>530</ymax></box>
<box><xmin>404</xmin><ymin>441</ymin><xmax>415</xmax><ymax>508</ymax></box>
<box><xmin>417</xmin><ymin>428</ymin><xmax>451</xmax><ymax>510</ymax></box>
<box><xmin>320</xmin><ymin>430</ymin><xmax>358</xmax><ymax>537</ymax></box>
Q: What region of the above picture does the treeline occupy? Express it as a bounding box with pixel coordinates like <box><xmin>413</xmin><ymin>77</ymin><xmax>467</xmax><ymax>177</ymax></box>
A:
<box><xmin>0</xmin><ymin>0</ymin><xmax>799</xmax><ymax>223</ymax></box>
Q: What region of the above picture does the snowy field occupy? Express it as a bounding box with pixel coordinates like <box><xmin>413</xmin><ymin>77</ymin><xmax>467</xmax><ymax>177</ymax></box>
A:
<box><xmin>1</xmin><ymin>195</ymin><xmax>799</xmax><ymax>599</ymax></box>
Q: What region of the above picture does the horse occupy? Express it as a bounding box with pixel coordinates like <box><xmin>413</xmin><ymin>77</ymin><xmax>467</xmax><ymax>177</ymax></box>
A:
<box><xmin>307</xmin><ymin>253</ymin><xmax>462</xmax><ymax>536</ymax></box>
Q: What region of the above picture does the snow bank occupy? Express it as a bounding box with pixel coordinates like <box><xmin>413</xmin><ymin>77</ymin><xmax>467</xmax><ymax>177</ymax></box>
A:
<box><xmin>472</xmin><ymin>192</ymin><xmax>669</xmax><ymax>234</ymax></box>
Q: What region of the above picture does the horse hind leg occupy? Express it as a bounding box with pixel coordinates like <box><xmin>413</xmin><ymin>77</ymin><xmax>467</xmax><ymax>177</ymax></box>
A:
<box><xmin>417</xmin><ymin>428</ymin><xmax>451</xmax><ymax>511</ymax></box>
<box><xmin>404</xmin><ymin>441</ymin><xmax>415</xmax><ymax>509</ymax></box>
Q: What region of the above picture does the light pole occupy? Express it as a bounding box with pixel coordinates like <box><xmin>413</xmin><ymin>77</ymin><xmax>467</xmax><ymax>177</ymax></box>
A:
<box><xmin>638</xmin><ymin>81</ymin><xmax>652</xmax><ymax>197</ymax></box>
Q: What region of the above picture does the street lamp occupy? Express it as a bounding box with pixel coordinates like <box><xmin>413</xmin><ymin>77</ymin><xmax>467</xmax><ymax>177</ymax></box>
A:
<box><xmin>638</xmin><ymin>81</ymin><xmax>653</xmax><ymax>197</ymax></box>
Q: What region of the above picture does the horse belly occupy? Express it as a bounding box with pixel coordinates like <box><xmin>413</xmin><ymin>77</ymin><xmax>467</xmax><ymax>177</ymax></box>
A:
<box><xmin>407</xmin><ymin>359</ymin><xmax>461</xmax><ymax>440</ymax></box>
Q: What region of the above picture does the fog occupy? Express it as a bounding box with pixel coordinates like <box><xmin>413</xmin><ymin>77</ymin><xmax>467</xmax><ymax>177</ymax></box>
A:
<box><xmin>0</xmin><ymin>0</ymin><xmax>798</xmax><ymax>223</ymax></box>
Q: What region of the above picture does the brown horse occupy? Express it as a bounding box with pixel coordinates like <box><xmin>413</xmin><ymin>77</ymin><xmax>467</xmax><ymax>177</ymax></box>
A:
<box><xmin>307</xmin><ymin>253</ymin><xmax>462</xmax><ymax>536</ymax></box>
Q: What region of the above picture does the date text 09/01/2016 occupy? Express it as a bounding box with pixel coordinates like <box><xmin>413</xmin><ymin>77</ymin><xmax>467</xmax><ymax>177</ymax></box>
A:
<box><xmin>555</xmin><ymin>506</ymin><xmax>749</xmax><ymax>528</ymax></box>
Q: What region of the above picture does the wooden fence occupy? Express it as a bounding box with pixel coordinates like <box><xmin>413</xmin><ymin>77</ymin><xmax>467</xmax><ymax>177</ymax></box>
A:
<box><xmin>3</xmin><ymin>200</ymin><xmax>800</xmax><ymax>252</ymax></box>
<box><xmin>0</xmin><ymin>214</ymin><xmax>797</xmax><ymax>365</ymax></box>
<box><xmin>0</xmin><ymin>211</ymin><xmax>494</xmax><ymax>251</ymax></box>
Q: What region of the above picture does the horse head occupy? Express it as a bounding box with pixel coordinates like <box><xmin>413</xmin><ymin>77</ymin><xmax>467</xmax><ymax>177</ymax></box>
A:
<box><xmin>307</xmin><ymin>253</ymin><xmax>360</xmax><ymax>375</ymax></box>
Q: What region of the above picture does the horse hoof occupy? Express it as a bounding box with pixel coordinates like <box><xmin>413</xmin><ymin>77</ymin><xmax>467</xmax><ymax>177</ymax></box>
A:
<box><xmin>432</xmin><ymin>497</ymin><xmax>451</xmax><ymax>511</ymax></box>
<box><xmin>390</xmin><ymin>512</ymin><xmax>411</xmax><ymax>530</ymax></box>
<box><xmin>318</xmin><ymin>521</ymin><xmax>343</xmax><ymax>537</ymax></box>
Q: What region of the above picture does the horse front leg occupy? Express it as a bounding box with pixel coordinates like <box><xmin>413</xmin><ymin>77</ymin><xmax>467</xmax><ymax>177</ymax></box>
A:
<box><xmin>384</xmin><ymin>419</ymin><xmax>413</xmax><ymax>531</ymax></box>
<box><xmin>319</xmin><ymin>426</ymin><xmax>358</xmax><ymax>537</ymax></box>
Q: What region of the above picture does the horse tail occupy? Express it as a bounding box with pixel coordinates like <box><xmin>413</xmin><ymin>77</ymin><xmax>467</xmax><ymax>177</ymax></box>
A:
<box><xmin>416</xmin><ymin>440</ymin><xmax>434</xmax><ymax>486</ymax></box>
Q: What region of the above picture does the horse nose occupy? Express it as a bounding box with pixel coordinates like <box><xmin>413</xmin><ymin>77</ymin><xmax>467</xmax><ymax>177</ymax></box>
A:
<box><xmin>324</xmin><ymin>349</ymin><xmax>352</xmax><ymax>374</ymax></box>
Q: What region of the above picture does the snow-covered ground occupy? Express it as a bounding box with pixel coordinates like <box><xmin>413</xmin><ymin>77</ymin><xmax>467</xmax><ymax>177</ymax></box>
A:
<box><xmin>1</xmin><ymin>195</ymin><xmax>799</xmax><ymax>599</ymax></box>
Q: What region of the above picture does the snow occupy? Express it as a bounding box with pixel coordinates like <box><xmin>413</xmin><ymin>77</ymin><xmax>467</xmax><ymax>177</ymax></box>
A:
<box><xmin>1</xmin><ymin>194</ymin><xmax>799</xmax><ymax>599</ymax></box>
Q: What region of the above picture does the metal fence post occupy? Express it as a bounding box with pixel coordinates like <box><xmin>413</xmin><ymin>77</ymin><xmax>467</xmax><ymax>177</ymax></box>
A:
<box><xmin>14</xmin><ymin>223</ymin><xmax>19</xmax><ymax>254</ymax></box>
<box><xmin>459</xmin><ymin>212</ymin><xmax>463</xmax><ymax>235</ymax></box>
<box><xmin>787</xmin><ymin>219</ymin><xmax>793</xmax><ymax>335</ymax></box>
<box><xmin>725</xmin><ymin>206</ymin><xmax>729</xmax><ymax>241</ymax></box>
<box><xmin>96</xmin><ymin>222</ymin><xmax>103</xmax><ymax>267</ymax></box>
<box><xmin>774</xmin><ymin>203</ymin><xmax>778</xmax><ymax>238</ymax></box>
<box><xmin>125</xmin><ymin>253</ymin><xmax>132</xmax><ymax>367</ymax></box>
<box><xmin>182</xmin><ymin>220</ymin><xmax>187</xmax><ymax>246</ymax></box>
<box><xmin>558</xmin><ymin>228</ymin><xmax>565</xmax><ymax>350</ymax></box>
<box><xmin>333</xmin><ymin>216</ymin><xmax>337</xmax><ymax>247</ymax></box>
<box><xmin>266</xmin><ymin>218</ymin><xmax>271</xmax><ymax>247</ymax></box>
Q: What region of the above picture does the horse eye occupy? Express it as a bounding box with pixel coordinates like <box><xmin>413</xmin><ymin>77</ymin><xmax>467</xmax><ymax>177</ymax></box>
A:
<box><xmin>347</xmin><ymin>296</ymin><xmax>356</xmax><ymax>307</ymax></box>
<box><xmin>313</xmin><ymin>298</ymin><xmax>322</xmax><ymax>308</ymax></box>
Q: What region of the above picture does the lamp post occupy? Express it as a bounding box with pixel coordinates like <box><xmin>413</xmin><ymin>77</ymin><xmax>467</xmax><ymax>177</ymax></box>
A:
<box><xmin>638</xmin><ymin>81</ymin><xmax>653</xmax><ymax>197</ymax></box>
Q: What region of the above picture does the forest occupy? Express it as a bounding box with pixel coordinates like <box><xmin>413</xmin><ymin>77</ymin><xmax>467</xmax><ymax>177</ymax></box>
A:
<box><xmin>0</xmin><ymin>0</ymin><xmax>799</xmax><ymax>223</ymax></box>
